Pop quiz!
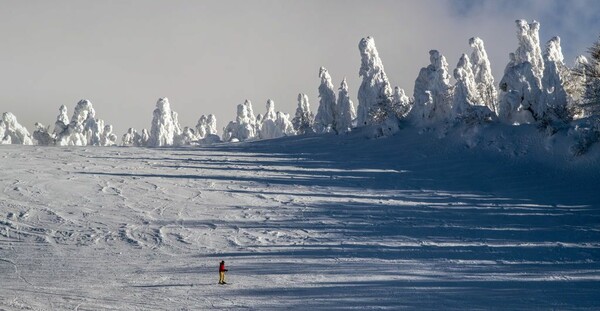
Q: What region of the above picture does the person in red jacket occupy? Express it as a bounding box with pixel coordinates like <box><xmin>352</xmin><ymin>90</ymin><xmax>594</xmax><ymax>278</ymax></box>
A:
<box><xmin>219</xmin><ymin>260</ymin><xmax>228</xmax><ymax>284</ymax></box>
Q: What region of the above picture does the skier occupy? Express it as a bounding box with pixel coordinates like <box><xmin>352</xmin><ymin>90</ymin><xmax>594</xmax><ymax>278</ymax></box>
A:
<box><xmin>219</xmin><ymin>260</ymin><xmax>228</xmax><ymax>284</ymax></box>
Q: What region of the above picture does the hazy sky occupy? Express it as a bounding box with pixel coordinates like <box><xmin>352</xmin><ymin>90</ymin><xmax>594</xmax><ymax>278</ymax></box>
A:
<box><xmin>1</xmin><ymin>0</ymin><xmax>599</xmax><ymax>136</ymax></box>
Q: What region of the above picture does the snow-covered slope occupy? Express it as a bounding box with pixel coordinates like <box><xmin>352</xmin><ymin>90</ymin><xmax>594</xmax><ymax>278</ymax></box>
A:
<box><xmin>0</xmin><ymin>127</ymin><xmax>599</xmax><ymax>310</ymax></box>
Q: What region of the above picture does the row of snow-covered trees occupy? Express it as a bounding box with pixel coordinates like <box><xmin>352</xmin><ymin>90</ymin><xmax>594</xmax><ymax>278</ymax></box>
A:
<box><xmin>2</xmin><ymin>19</ymin><xmax>600</xmax><ymax>153</ymax></box>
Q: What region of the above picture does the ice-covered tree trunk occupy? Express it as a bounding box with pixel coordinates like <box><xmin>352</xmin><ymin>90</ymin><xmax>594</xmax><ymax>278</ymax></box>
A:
<box><xmin>314</xmin><ymin>67</ymin><xmax>337</xmax><ymax>133</ymax></box>
<box><xmin>292</xmin><ymin>93</ymin><xmax>314</xmax><ymax>135</ymax></box>
<box><xmin>469</xmin><ymin>37</ymin><xmax>498</xmax><ymax>114</ymax></box>
<box><xmin>541</xmin><ymin>36</ymin><xmax>570</xmax><ymax>122</ymax></box>
<box><xmin>357</xmin><ymin>37</ymin><xmax>393</xmax><ymax>126</ymax></box>
<box><xmin>336</xmin><ymin>78</ymin><xmax>356</xmax><ymax>133</ymax></box>
<box><xmin>0</xmin><ymin>112</ymin><xmax>34</xmax><ymax>145</ymax></box>
<box><xmin>148</xmin><ymin>97</ymin><xmax>181</xmax><ymax>147</ymax></box>
<box><xmin>411</xmin><ymin>50</ymin><xmax>453</xmax><ymax>125</ymax></box>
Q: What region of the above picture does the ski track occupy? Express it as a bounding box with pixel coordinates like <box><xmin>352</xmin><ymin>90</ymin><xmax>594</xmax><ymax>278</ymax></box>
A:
<box><xmin>1</xmin><ymin>130</ymin><xmax>599</xmax><ymax>310</ymax></box>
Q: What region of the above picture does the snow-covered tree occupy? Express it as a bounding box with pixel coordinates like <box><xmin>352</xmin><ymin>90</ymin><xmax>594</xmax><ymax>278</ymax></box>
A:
<box><xmin>122</xmin><ymin>128</ymin><xmax>144</xmax><ymax>147</ymax></box>
<box><xmin>357</xmin><ymin>36</ymin><xmax>394</xmax><ymax>126</ymax></box>
<box><xmin>292</xmin><ymin>93</ymin><xmax>314</xmax><ymax>135</ymax></box>
<box><xmin>573</xmin><ymin>35</ymin><xmax>600</xmax><ymax>116</ymax></box>
<box><xmin>83</xmin><ymin>108</ymin><xmax>103</xmax><ymax>146</ymax></box>
<box><xmin>33</xmin><ymin>123</ymin><xmax>54</xmax><ymax>146</ymax></box>
<box><xmin>148</xmin><ymin>97</ymin><xmax>182</xmax><ymax>147</ymax></box>
<box><xmin>0</xmin><ymin>112</ymin><xmax>33</xmax><ymax>145</ymax></box>
<box><xmin>469</xmin><ymin>37</ymin><xmax>498</xmax><ymax>114</ymax></box>
<box><xmin>196</xmin><ymin>114</ymin><xmax>218</xmax><ymax>139</ymax></box>
<box><xmin>498</xmin><ymin>20</ymin><xmax>546</xmax><ymax>124</ymax></box>
<box><xmin>515</xmin><ymin>19</ymin><xmax>544</xmax><ymax>86</ymax></box>
<box><xmin>453</xmin><ymin>54</ymin><xmax>495</xmax><ymax>123</ymax></box>
<box><xmin>51</xmin><ymin>99</ymin><xmax>115</xmax><ymax>146</ymax></box>
<box><xmin>391</xmin><ymin>86</ymin><xmax>411</xmax><ymax>119</ymax></box>
<box><xmin>100</xmin><ymin>124</ymin><xmax>117</xmax><ymax>146</ymax></box>
<box><xmin>259</xmin><ymin>99</ymin><xmax>295</xmax><ymax>139</ymax></box>
<box><xmin>314</xmin><ymin>67</ymin><xmax>337</xmax><ymax>133</ymax></box>
<box><xmin>411</xmin><ymin>50</ymin><xmax>453</xmax><ymax>125</ymax></box>
<box><xmin>53</xmin><ymin>105</ymin><xmax>69</xmax><ymax>138</ymax></box>
<box><xmin>336</xmin><ymin>78</ymin><xmax>356</xmax><ymax>133</ymax></box>
<box><xmin>223</xmin><ymin>100</ymin><xmax>258</xmax><ymax>142</ymax></box>
<box><xmin>541</xmin><ymin>36</ymin><xmax>570</xmax><ymax>122</ymax></box>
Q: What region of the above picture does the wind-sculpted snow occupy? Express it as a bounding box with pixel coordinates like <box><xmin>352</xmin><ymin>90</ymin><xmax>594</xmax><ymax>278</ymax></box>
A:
<box><xmin>1</xmin><ymin>126</ymin><xmax>598</xmax><ymax>309</ymax></box>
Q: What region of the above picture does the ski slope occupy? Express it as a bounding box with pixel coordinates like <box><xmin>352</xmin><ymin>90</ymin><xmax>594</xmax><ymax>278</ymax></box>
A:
<box><xmin>1</xmin><ymin>124</ymin><xmax>599</xmax><ymax>310</ymax></box>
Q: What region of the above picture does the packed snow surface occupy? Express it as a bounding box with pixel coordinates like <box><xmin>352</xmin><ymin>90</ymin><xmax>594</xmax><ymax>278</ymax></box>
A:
<box><xmin>1</xmin><ymin>126</ymin><xmax>599</xmax><ymax>310</ymax></box>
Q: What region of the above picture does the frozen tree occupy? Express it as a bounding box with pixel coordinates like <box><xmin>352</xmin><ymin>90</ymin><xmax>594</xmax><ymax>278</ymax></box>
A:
<box><xmin>196</xmin><ymin>114</ymin><xmax>218</xmax><ymax>139</ymax></box>
<box><xmin>176</xmin><ymin>127</ymin><xmax>197</xmax><ymax>146</ymax></box>
<box><xmin>148</xmin><ymin>97</ymin><xmax>182</xmax><ymax>147</ymax></box>
<box><xmin>259</xmin><ymin>99</ymin><xmax>295</xmax><ymax>139</ymax></box>
<box><xmin>498</xmin><ymin>20</ymin><xmax>546</xmax><ymax>124</ymax></box>
<box><xmin>56</xmin><ymin>100</ymin><xmax>106</xmax><ymax>146</ymax></box>
<box><xmin>33</xmin><ymin>123</ymin><xmax>54</xmax><ymax>146</ymax></box>
<box><xmin>514</xmin><ymin>19</ymin><xmax>544</xmax><ymax>86</ymax></box>
<box><xmin>53</xmin><ymin>105</ymin><xmax>69</xmax><ymax>138</ymax></box>
<box><xmin>0</xmin><ymin>112</ymin><xmax>34</xmax><ymax>145</ymax></box>
<box><xmin>453</xmin><ymin>54</ymin><xmax>495</xmax><ymax>123</ymax></box>
<box><xmin>83</xmin><ymin>108</ymin><xmax>104</xmax><ymax>146</ymax></box>
<box><xmin>568</xmin><ymin>56</ymin><xmax>590</xmax><ymax>118</ymax></box>
<box><xmin>223</xmin><ymin>100</ymin><xmax>257</xmax><ymax>142</ymax></box>
<box><xmin>469</xmin><ymin>37</ymin><xmax>498</xmax><ymax>114</ymax></box>
<box><xmin>573</xmin><ymin>35</ymin><xmax>600</xmax><ymax>116</ymax></box>
<box><xmin>276</xmin><ymin>112</ymin><xmax>296</xmax><ymax>136</ymax></box>
<box><xmin>411</xmin><ymin>50</ymin><xmax>453</xmax><ymax>125</ymax></box>
<box><xmin>541</xmin><ymin>36</ymin><xmax>570</xmax><ymax>122</ymax></box>
<box><xmin>141</xmin><ymin>129</ymin><xmax>150</xmax><ymax>146</ymax></box>
<box><xmin>314</xmin><ymin>67</ymin><xmax>337</xmax><ymax>133</ymax></box>
<box><xmin>292</xmin><ymin>93</ymin><xmax>314</xmax><ymax>135</ymax></box>
<box><xmin>357</xmin><ymin>36</ymin><xmax>394</xmax><ymax>126</ymax></box>
<box><xmin>336</xmin><ymin>78</ymin><xmax>356</xmax><ymax>133</ymax></box>
<box><xmin>391</xmin><ymin>86</ymin><xmax>411</xmax><ymax>119</ymax></box>
<box><xmin>100</xmin><ymin>125</ymin><xmax>117</xmax><ymax>146</ymax></box>
<box><xmin>122</xmin><ymin>128</ymin><xmax>147</xmax><ymax>147</ymax></box>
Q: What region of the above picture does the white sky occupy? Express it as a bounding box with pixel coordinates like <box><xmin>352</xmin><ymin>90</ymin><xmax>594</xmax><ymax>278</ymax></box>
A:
<box><xmin>1</xmin><ymin>0</ymin><xmax>599</xmax><ymax>136</ymax></box>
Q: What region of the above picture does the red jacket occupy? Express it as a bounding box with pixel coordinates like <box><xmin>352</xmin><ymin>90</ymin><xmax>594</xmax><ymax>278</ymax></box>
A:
<box><xmin>219</xmin><ymin>262</ymin><xmax>226</xmax><ymax>272</ymax></box>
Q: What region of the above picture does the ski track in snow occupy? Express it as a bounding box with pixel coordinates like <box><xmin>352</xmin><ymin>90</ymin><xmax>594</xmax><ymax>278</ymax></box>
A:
<box><xmin>1</xmin><ymin>129</ymin><xmax>599</xmax><ymax>310</ymax></box>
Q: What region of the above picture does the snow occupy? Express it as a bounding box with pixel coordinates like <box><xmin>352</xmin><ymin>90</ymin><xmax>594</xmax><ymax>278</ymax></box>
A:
<box><xmin>391</xmin><ymin>86</ymin><xmax>411</xmax><ymax>119</ymax></box>
<box><xmin>541</xmin><ymin>36</ymin><xmax>569</xmax><ymax>122</ymax></box>
<box><xmin>1</xmin><ymin>125</ymin><xmax>599</xmax><ymax>309</ymax></box>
